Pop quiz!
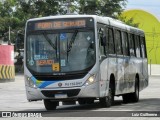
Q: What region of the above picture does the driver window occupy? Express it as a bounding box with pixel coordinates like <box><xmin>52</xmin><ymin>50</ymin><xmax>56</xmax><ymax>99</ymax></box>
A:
<box><xmin>97</xmin><ymin>23</ymin><xmax>106</xmax><ymax>56</ymax></box>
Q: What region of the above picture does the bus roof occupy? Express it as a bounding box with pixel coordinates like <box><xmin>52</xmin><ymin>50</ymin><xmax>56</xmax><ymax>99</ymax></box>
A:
<box><xmin>27</xmin><ymin>14</ymin><xmax>97</xmax><ymax>22</ymax></box>
<box><xmin>27</xmin><ymin>14</ymin><xmax>144</xmax><ymax>36</ymax></box>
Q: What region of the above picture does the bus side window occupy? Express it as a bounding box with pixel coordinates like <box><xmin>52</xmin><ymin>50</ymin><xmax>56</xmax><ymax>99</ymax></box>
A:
<box><xmin>122</xmin><ymin>32</ymin><xmax>129</xmax><ymax>56</ymax></box>
<box><xmin>98</xmin><ymin>27</ymin><xmax>106</xmax><ymax>56</ymax></box>
<box><xmin>140</xmin><ymin>36</ymin><xmax>147</xmax><ymax>58</ymax></box>
<box><xmin>138</xmin><ymin>36</ymin><xmax>142</xmax><ymax>58</ymax></box>
<box><xmin>129</xmin><ymin>34</ymin><xmax>135</xmax><ymax>57</ymax></box>
<box><xmin>107</xmin><ymin>28</ymin><xmax>115</xmax><ymax>54</ymax></box>
<box><xmin>115</xmin><ymin>30</ymin><xmax>122</xmax><ymax>55</ymax></box>
<box><xmin>135</xmin><ymin>35</ymin><xmax>141</xmax><ymax>58</ymax></box>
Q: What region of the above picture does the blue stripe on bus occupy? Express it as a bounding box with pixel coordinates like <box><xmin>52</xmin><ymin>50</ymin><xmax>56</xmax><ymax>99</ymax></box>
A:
<box><xmin>38</xmin><ymin>81</ymin><xmax>59</xmax><ymax>88</ymax></box>
<box><xmin>31</xmin><ymin>76</ymin><xmax>60</xmax><ymax>88</ymax></box>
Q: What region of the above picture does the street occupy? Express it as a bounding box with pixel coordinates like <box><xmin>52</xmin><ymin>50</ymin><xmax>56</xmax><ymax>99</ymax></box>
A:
<box><xmin>0</xmin><ymin>74</ymin><xmax>160</xmax><ymax>118</ymax></box>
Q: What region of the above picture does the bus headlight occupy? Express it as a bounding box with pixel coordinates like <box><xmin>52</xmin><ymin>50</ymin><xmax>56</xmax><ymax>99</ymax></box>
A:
<box><xmin>26</xmin><ymin>76</ymin><xmax>37</xmax><ymax>88</ymax></box>
<box><xmin>85</xmin><ymin>74</ymin><xmax>96</xmax><ymax>86</ymax></box>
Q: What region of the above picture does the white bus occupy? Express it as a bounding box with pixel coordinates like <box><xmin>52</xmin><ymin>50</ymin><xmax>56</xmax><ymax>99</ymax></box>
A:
<box><xmin>24</xmin><ymin>15</ymin><xmax>148</xmax><ymax>110</ymax></box>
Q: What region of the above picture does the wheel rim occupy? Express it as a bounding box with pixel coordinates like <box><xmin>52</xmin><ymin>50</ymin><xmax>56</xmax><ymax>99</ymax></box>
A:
<box><xmin>107</xmin><ymin>88</ymin><xmax>112</xmax><ymax>105</ymax></box>
<box><xmin>135</xmin><ymin>82</ymin><xmax>139</xmax><ymax>98</ymax></box>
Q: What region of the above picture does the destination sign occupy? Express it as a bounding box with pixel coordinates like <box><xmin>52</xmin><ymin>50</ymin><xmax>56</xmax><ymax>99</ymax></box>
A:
<box><xmin>35</xmin><ymin>20</ymin><xmax>86</xmax><ymax>30</ymax></box>
<box><xmin>27</xmin><ymin>18</ymin><xmax>94</xmax><ymax>31</ymax></box>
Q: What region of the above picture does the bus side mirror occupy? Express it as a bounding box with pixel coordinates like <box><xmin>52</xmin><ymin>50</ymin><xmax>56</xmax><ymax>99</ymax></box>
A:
<box><xmin>100</xmin><ymin>36</ymin><xmax>106</xmax><ymax>46</ymax></box>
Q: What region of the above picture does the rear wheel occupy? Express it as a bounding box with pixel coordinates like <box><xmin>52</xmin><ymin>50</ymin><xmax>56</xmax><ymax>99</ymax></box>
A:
<box><xmin>122</xmin><ymin>77</ymin><xmax>139</xmax><ymax>103</ymax></box>
<box><xmin>122</xmin><ymin>94</ymin><xmax>131</xmax><ymax>103</ymax></box>
<box><xmin>44</xmin><ymin>99</ymin><xmax>58</xmax><ymax>110</ymax></box>
<box><xmin>131</xmin><ymin>77</ymin><xmax>139</xmax><ymax>102</ymax></box>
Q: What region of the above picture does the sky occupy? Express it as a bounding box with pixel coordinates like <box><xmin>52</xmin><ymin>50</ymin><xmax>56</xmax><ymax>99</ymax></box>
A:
<box><xmin>126</xmin><ymin>0</ymin><xmax>160</xmax><ymax>20</ymax></box>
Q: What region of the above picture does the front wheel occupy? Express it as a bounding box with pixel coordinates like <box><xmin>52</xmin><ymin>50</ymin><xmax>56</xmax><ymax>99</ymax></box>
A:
<box><xmin>78</xmin><ymin>99</ymin><xmax>86</xmax><ymax>105</ymax></box>
<box><xmin>100</xmin><ymin>85</ymin><xmax>114</xmax><ymax>108</ymax></box>
<box><xmin>44</xmin><ymin>99</ymin><xmax>58</xmax><ymax>110</ymax></box>
<box><xmin>86</xmin><ymin>99</ymin><xmax>94</xmax><ymax>104</ymax></box>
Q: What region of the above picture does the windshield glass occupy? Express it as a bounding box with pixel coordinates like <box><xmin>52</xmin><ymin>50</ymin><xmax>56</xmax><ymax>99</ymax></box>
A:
<box><xmin>26</xmin><ymin>30</ymin><xmax>95</xmax><ymax>73</ymax></box>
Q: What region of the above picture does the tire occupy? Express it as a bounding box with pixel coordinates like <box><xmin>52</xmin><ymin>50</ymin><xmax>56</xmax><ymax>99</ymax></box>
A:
<box><xmin>86</xmin><ymin>99</ymin><xmax>94</xmax><ymax>104</ymax></box>
<box><xmin>78</xmin><ymin>99</ymin><xmax>86</xmax><ymax>105</ymax></box>
<box><xmin>131</xmin><ymin>78</ymin><xmax>139</xmax><ymax>102</ymax></box>
<box><xmin>100</xmin><ymin>84</ymin><xmax>114</xmax><ymax>108</ymax></box>
<box><xmin>122</xmin><ymin>94</ymin><xmax>131</xmax><ymax>103</ymax></box>
<box><xmin>44</xmin><ymin>99</ymin><xmax>58</xmax><ymax>110</ymax></box>
<box><xmin>122</xmin><ymin>77</ymin><xmax>139</xmax><ymax>103</ymax></box>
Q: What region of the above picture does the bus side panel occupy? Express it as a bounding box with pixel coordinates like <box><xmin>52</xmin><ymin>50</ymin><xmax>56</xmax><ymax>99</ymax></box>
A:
<box><xmin>115</xmin><ymin>57</ymin><xmax>125</xmax><ymax>95</ymax></box>
<box><xmin>136</xmin><ymin>58</ymin><xmax>143</xmax><ymax>91</ymax></box>
<box><xmin>107</xmin><ymin>57</ymin><xmax>117</xmax><ymax>93</ymax></box>
<box><xmin>129</xmin><ymin>57</ymin><xmax>147</xmax><ymax>93</ymax></box>
<box><xmin>127</xmin><ymin>57</ymin><xmax>136</xmax><ymax>93</ymax></box>
<box><xmin>123</xmin><ymin>56</ymin><xmax>133</xmax><ymax>93</ymax></box>
<box><xmin>99</xmin><ymin>59</ymin><xmax>109</xmax><ymax>97</ymax></box>
<box><xmin>140</xmin><ymin>58</ymin><xmax>148</xmax><ymax>91</ymax></box>
<box><xmin>128</xmin><ymin>58</ymin><xmax>140</xmax><ymax>93</ymax></box>
<box><xmin>99</xmin><ymin>57</ymin><xmax>117</xmax><ymax>97</ymax></box>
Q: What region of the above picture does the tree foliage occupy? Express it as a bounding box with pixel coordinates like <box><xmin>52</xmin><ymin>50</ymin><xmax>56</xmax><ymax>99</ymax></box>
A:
<box><xmin>0</xmin><ymin>0</ymin><xmax>135</xmax><ymax>44</ymax></box>
<box><xmin>79</xmin><ymin>0</ymin><xmax>127</xmax><ymax>18</ymax></box>
<box><xmin>119</xmin><ymin>15</ymin><xmax>139</xmax><ymax>27</ymax></box>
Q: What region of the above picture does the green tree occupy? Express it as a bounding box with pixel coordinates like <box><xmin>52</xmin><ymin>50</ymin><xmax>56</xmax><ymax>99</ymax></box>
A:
<box><xmin>119</xmin><ymin>15</ymin><xmax>139</xmax><ymax>27</ymax></box>
<box><xmin>0</xmin><ymin>0</ymin><xmax>18</xmax><ymax>43</ymax></box>
<box><xmin>0</xmin><ymin>0</ymin><xmax>133</xmax><ymax>44</ymax></box>
<box><xmin>78</xmin><ymin>0</ymin><xmax>127</xmax><ymax>18</ymax></box>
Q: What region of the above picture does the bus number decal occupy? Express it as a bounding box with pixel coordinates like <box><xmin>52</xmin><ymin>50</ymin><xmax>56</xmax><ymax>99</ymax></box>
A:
<box><xmin>65</xmin><ymin>82</ymin><xmax>83</xmax><ymax>87</ymax></box>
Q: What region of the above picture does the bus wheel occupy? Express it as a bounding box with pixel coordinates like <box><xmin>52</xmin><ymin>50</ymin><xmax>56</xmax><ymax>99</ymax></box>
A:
<box><xmin>44</xmin><ymin>99</ymin><xmax>58</xmax><ymax>110</ymax></box>
<box><xmin>131</xmin><ymin>77</ymin><xmax>139</xmax><ymax>102</ymax></box>
<box><xmin>123</xmin><ymin>77</ymin><xmax>139</xmax><ymax>103</ymax></box>
<box><xmin>122</xmin><ymin>94</ymin><xmax>130</xmax><ymax>103</ymax></box>
<box><xmin>86</xmin><ymin>99</ymin><xmax>94</xmax><ymax>104</ymax></box>
<box><xmin>100</xmin><ymin>85</ymin><xmax>114</xmax><ymax>108</ymax></box>
<box><xmin>78</xmin><ymin>99</ymin><xmax>86</xmax><ymax>105</ymax></box>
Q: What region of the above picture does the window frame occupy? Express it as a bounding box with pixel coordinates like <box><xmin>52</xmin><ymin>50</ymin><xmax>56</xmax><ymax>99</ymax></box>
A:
<box><xmin>115</xmin><ymin>29</ymin><xmax>123</xmax><ymax>55</ymax></box>
<box><xmin>122</xmin><ymin>31</ymin><xmax>129</xmax><ymax>56</ymax></box>
<box><xmin>129</xmin><ymin>33</ymin><xmax>136</xmax><ymax>57</ymax></box>
<box><xmin>107</xmin><ymin>27</ymin><xmax>115</xmax><ymax>54</ymax></box>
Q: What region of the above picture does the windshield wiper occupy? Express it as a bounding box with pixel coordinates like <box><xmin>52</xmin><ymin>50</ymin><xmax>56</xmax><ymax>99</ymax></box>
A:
<box><xmin>43</xmin><ymin>33</ymin><xmax>57</xmax><ymax>50</ymax></box>
<box><xmin>43</xmin><ymin>33</ymin><xmax>58</xmax><ymax>59</ymax></box>
<box><xmin>67</xmin><ymin>30</ymin><xmax>78</xmax><ymax>53</ymax></box>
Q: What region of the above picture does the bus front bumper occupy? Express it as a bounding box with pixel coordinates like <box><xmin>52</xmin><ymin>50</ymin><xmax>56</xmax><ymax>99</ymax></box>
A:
<box><xmin>26</xmin><ymin>82</ymin><xmax>100</xmax><ymax>101</ymax></box>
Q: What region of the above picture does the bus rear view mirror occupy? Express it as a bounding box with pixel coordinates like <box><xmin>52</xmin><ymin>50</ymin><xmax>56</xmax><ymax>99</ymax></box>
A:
<box><xmin>100</xmin><ymin>36</ymin><xmax>106</xmax><ymax>46</ymax></box>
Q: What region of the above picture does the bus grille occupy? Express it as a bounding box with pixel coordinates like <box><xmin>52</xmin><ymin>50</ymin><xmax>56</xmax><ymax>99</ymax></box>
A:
<box><xmin>41</xmin><ymin>89</ymin><xmax>81</xmax><ymax>97</ymax></box>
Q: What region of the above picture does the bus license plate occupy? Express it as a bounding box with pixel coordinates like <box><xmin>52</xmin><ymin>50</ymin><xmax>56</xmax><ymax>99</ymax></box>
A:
<box><xmin>55</xmin><ymin>94</ymin><xmax>67</xmax><ymax>98</ymax></box>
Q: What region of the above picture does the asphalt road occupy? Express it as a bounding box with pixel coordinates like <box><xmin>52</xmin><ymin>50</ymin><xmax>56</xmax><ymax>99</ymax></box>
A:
<box><xmin>0</xmin><ymin>74</ymin><xmax>160</xmax><ymax>119</ymax></box>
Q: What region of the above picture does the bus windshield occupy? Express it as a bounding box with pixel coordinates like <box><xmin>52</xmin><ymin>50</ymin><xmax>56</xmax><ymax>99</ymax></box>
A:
<box><xmin>26</xmin><ymin>30</ymin><xmax>95</xmax><ymax>74</ymax></box>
